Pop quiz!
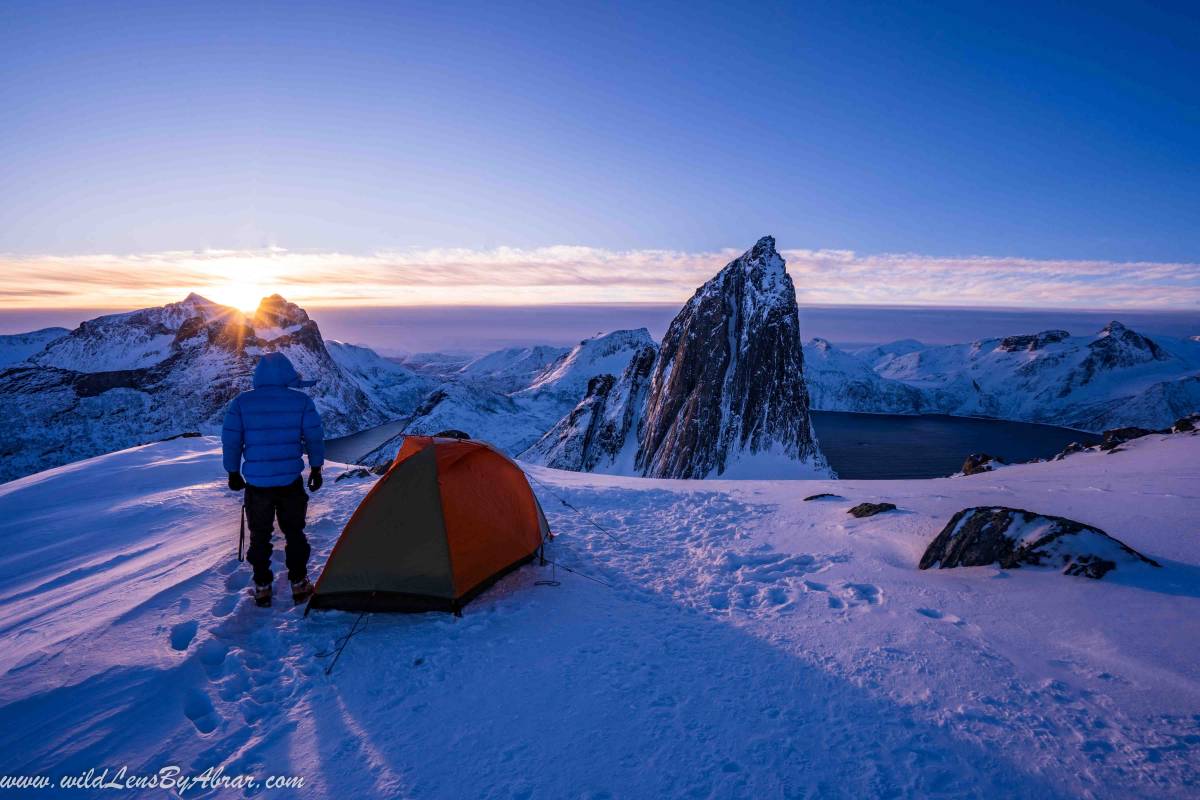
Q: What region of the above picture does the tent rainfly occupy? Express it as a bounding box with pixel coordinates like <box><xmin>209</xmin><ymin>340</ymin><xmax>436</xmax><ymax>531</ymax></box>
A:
<box><xmin>307</xmin><ymin>435</ymin><xmax>551</xmax><ymax>614</ymax></box>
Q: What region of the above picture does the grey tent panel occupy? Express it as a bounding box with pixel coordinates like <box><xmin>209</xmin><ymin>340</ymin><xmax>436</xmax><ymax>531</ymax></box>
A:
<box><xmin>314</xmin><ymin>445</ymin><xmax>455</xmax><ymax>599</ymax></box>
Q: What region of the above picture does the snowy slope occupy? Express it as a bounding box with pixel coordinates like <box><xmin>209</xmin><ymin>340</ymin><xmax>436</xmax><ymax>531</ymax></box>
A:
<box><xmin>517</xmin><ymin>329</ymin><xmax>657</xmax><ymax>403</ymax></box>
<box><xmin>2</xmin><ymin>433</ymin><xmax>1195</xmax><ymax>797</ymax></box>
<box><xmin>803</xmin><ymin>337</ymin><xmax>928</xmax><ymax>414</ymax></box>
<box><xmin>358</xmin><ymin>382</ymin><xmax>536</xmax><ymax>462</ymax></box>
<box><xmin>325</xmin><ymin>340</ymin><xmax>434</xmax><ymax>419</ymax></box>
<box><xmin>452</xmin><ymin>344</ymin><xmax>569</xmax><ymax>393</ymax></box>
<box><xmin>0</xmin><ymin>327</ymin><xmax>69</xmax><ymax>368</ymax></box>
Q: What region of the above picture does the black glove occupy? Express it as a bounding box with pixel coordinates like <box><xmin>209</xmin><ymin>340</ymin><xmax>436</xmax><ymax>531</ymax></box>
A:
<box><xmin>228</xmin><ymin>472</ymin><xmax>246</xmax><ymax>491</ymax></box>
<box><xmin>307</xmin><ymin>469</ymin><xmax>322</xmax><ymax>493</ymax></box>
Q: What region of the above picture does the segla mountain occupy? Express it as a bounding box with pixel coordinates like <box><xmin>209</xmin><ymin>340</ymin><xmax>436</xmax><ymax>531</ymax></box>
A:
<box><xmin>523</xmin><ymin>236</ymin><xmax>834</xmax><ymax>479</ymax></box>
<box><xmin>0</xmin><ymin>294</ymin><xmax>431</xmax><ymax>483</ymax></box>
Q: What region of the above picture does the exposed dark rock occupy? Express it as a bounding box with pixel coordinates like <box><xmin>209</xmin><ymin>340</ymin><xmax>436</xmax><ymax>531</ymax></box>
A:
<box><xmin>335</xmin><ymin>467</ymin><xmax>373</xmax><ymax>482</ymax></box>
<box><xmin>848</xmin><ymin>502</ymin><xmax>897</xmax><ymax>518</ymax></box>
<box><xmin>1053</xmin><ymin>441</ymin><xmax>1092</xmax><ymax>460</ymax></box>
<box><xmin>804</xmin><ymin>493</ymin><xmax>843</xmax><ymax>502</ymax></box>
<box><xmin>1099</xmin><ymin>426</ymin><xmax>1158</xmax><ymax>451</ymax></box>
<box><xmin>370</xmin><ymin>463</ymin><xmax>390</xmax><ymax>476</ymax></box>
<box><xmin>961</xmin><ymin>453</ymin><xmax>1006</xmax><ymax>476</ymax></box>
<box><xmin>1172</xmin><ymin>413</ymin><xmax>1199</xmax><ymax>433</ymax></box>
<box><xmin>919</xmin><ymin>506</ymin><xmax>1160</xmax><ymax>579</ymax></box>
<box><xmin>997</xmin><ymin>330</ymin><xmax>1070</xmax><ymax>352</ymax></box>
<box><xmin>432</xmin><ymin>429</ymin><xmax>472</xmax><ymax>439</ymax></box>
<box><xmin>159</xmin><ymin>431</ymin><xmax>203</xmax><ymax>441</ymax></box>
<box><xmin>520</xmin><ymin>339</ymin><xmax>658</xmax><ymax>471</ymax></box>
<box><xmin>636</xmin><ymin>236</ymin><xmax>831</xmax><ymax>479</ymax></box>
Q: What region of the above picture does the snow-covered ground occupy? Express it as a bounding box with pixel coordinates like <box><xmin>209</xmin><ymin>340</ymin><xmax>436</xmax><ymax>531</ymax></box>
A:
<box><xmin>0</xmin><ymin>434</ymin><xmax>1197</xmax><ymax>798</ymax></box>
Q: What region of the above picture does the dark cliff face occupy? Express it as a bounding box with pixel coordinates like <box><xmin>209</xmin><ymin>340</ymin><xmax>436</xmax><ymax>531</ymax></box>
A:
<box><xmin>635</xmin><ymin>236</ymin><xmax>829</xmax><ymax>479</ymax></box>
<box><xmin>997</xmin><ymin>330</ymin><xmax>1071</xmax><ymax>352</ymax></box>
<box><xmin>520</xmin><ymin>340</ymin><xmax>657</xmax><ymax>471</ymax></box>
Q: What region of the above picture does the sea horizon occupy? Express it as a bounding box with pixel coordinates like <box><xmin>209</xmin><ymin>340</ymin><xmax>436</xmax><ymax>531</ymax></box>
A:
<box><xmin>2</xmin><ymin>301</ymin><xmax>1196</xmax><ymax>356</ymax></box>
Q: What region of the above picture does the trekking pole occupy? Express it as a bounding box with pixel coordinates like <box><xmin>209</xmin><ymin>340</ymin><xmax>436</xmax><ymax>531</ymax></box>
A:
<box><xmin>237</xmin><ymin>499</ymin><xmax>246</xmax><ymax>562</ymax></box>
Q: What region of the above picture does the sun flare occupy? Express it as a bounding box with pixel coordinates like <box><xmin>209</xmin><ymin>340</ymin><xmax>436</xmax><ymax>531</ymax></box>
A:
<box><xmin>195</xmin><ymin>256</ymin><xmax>288</xmax><ymax>312</ymax></box>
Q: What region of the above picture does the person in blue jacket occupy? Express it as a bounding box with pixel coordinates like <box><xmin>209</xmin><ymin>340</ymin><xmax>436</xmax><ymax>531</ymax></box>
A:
<box><xmin>222</xmin><ymin>352</ymin><xmax>324</xmax><ymax>607</ymax></box>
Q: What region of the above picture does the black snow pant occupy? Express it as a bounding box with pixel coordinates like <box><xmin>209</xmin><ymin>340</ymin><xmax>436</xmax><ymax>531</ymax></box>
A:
<box><xmin>245</xmin><ymin>479</ymin><xmax>310</xmax><ymax>587</ymax></box>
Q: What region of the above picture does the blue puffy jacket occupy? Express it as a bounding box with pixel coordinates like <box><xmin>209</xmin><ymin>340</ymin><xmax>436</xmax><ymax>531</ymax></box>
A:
<box><xmin>222</xmin><ymin>353</ymin><xmax>325</xmax><ymax>487</ymax></box>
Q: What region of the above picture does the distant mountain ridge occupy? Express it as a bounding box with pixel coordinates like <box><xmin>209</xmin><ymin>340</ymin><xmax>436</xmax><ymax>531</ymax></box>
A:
<box><xmin>805</xmin><ymin>321</ymin><xmax>1200</xmax><ymax>431</ymax></box>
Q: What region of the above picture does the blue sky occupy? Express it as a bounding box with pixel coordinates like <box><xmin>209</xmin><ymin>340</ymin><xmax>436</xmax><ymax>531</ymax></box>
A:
<box><xmin>1</xmin><ymin>0</ymin><xmax>1198</xmax><ymax>312</ymax></box>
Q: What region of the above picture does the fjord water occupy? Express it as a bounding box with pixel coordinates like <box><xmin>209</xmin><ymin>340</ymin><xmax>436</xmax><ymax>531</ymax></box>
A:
<box><xmin>329</xmin><ymin>412</ymin><xmax>1099</xmax><ymax>480</ymax></box>
<box><xmin>811</xmin><ymin>411</ymin><xmax>1099</xmax><ymax>479</ymax></box>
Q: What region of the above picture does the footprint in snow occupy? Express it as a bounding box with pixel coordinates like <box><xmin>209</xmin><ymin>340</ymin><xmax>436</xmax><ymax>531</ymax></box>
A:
<box><xmin>916</xmin><ymin>607</ymin><xmax>964</xmax><ymax>625</ymax></box>
<box><xmin>210</xmin><ymin>593</ymin><xmax>239</xmax><ymax>617</ymax></box>
<box><xmin>803</xmin><ymin>581</ymin><xmax>884</xmax><ymax>612</ymax></box>
<box><xmin>183</xmin><ymin>687</ymin><xmax>218</xmax><ymax>734</ymax></box>
<box><xmin>169</xmin><ymin>620</ymin><xmax>198</xmax><ymax>651</ymax></box>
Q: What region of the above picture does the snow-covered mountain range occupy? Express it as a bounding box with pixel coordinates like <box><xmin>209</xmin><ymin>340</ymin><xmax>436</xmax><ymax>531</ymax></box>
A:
<box><xmin>2</xmin><ymin>241</ymin><xmax>1198</xmax><ymax>484</ymax></box>
<box><xmin>804</xmin><ymin>322</ymin><xmax>1200</xmax><ymax>431</ymax></box>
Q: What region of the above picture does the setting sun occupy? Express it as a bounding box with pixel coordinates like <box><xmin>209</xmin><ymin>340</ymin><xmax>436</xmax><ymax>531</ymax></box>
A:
<box><xmin>206</xmin><ymin>279</ymin><xmax>268</xmax><ymax>312</ymax></box>
<box><xmin>195</xmin><ymin>255</ymin><xmax>289</xmax><ymax>311</ymax></box>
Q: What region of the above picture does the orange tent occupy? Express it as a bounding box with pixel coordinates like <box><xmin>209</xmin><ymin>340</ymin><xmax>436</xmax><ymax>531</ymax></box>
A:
<box><xmin>307</xmin><ymin>435</ymin><xmax>551</xmax><ymax>614</ymax></box>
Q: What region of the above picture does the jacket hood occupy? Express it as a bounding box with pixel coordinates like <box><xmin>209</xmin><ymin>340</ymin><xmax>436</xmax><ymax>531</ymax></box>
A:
<box><xmin>252</xmin><ymin>352</ymin><xmax>317</xmax><ymax>389</ymax></box>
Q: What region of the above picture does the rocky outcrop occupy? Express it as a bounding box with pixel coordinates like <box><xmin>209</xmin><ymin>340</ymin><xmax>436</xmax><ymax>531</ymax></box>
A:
<box><xmin>997</xmin><ymin>330</ymin><xmax>1071</xmax><ymax>352</ymax></box>
<box><xmin>520</xmin><ymin>374</ymin><xmax>616</xmax><ymax>470</ymax></box>
<box><xmin>1171</xmin><ymin>413</ymin><xmax>1199</xmax><ymax>433</ymax></box>
<box><xmin>960</xmin><ymin>453</ymin><xmax>1006</xmax><ymax>476</ymax></box>
<box><xmin>1053</xmin><ymin>441</ymin><xmax>1092</xmax><ymax>460</ymax></box>
<box><xmin>919</xmin><ymin>507</ymin><xmax>1160</xmax><ymax>579</ymax></box>
<box><xmin>521</xmin><ymin>339</ymin><xmax>657</xmax><ymax>472</ymax></box>
<box><xmin>848</xmin><ymin>502</ymin><xmax>896</xmax><ymax>518</ymax></box>
<box><xmin>804</xmin><ymin>493</ymin><xmax>843</xmax><ymax>502</ymax></box>
<box><xmin>1099</xmin><ymin>426</ymin><xmax>1158</xmax><ymax>451</ymax></box>
<box><xmin>635</xmin><ymin>236</ymin><xmax>832</xmax><ymax>479</ymax></box>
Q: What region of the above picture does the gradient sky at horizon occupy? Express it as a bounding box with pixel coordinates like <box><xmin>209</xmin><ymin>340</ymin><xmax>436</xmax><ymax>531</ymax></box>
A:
<box><xmin>2</xmin><ymin>1</ymin><xmax>1198</xmax><ymax>314</ymax></box>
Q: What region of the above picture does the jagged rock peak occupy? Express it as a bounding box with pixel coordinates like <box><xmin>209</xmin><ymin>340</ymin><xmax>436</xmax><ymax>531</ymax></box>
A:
<box><xmin>714</xmin><ymin>235</ymin><xmax>790</xmax><ymax>301</ymax></box>
<box><xmin>635</xmin><ymin>236</ymin><xmax>832</xmax><ymax>479</ymax></box>
<box><xmin>1088</xmin><ymin>320</ymin><xmax>1166</xmax><ymax>363</ymax></box>
<box><xmin>180</xmin><ymin>292</ymin><xmax>218</xmax><ymax>306</ymax></box>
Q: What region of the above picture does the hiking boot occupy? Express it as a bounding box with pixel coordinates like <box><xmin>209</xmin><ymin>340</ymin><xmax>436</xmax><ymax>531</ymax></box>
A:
<box><xmin>253</xmin><ymin>583</ymin><xmax>272</xmax><ymax>608</ymax></box>
<box><xmin>290</xmin><ymin>579</ymin><xmax>314</xmax><ymax>605</ymax></box>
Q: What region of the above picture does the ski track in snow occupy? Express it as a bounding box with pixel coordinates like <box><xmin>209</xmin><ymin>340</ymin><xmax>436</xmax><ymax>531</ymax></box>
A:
<box><xmin>0</xmin><ymin>436</ymin><xmax>1198</xmax><ymax>798</ymax></box>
